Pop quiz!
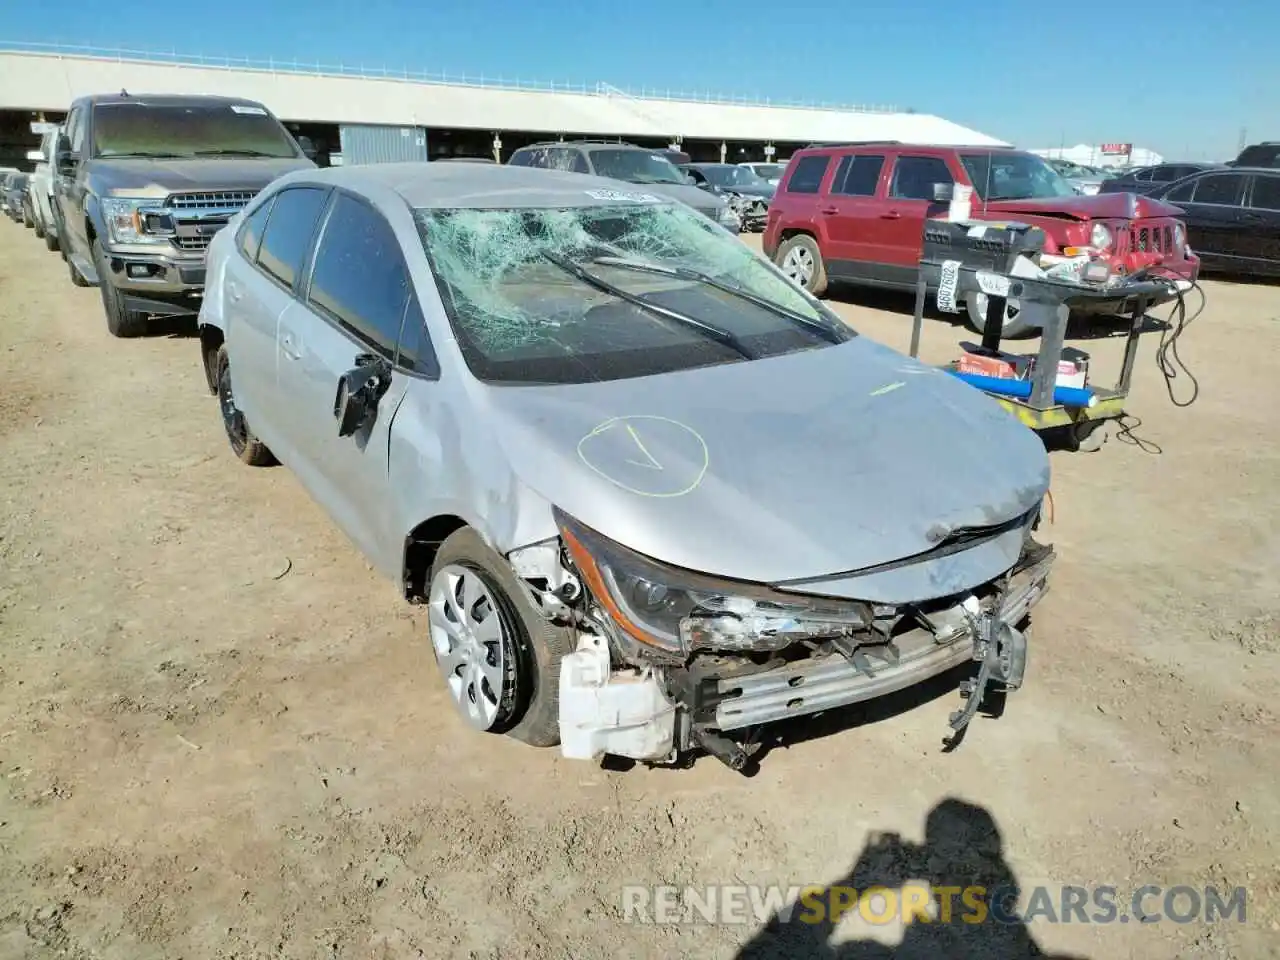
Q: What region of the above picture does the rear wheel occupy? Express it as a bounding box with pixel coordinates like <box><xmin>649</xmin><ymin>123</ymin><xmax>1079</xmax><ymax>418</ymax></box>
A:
<box><xmin>44</xmin><ymin>226</ymin><xmax>58</xmax><ymax>252</ymax></box>
<box><xmin>214</xmin><ymin>345</ymin><xmax>276</xmax><ymax>466</ymax></box>
<box><xmin>427</xmin><ymin>528</ymin><xmax>575</xmax><ymax>747</ymax></box>
<box><xmin>774</xmin><ymin>234</ymin><xmax>828</xmax><ymax>297</ymax></box>
<box><xmin>22</xmin><ymin>200</ymin><xmax>34</xmax><ymax>229</ymax></box>
<box><xmin>965</xmin><ymin>293</ymin><xmax>1039</xmax><ymax>340</ymax></box>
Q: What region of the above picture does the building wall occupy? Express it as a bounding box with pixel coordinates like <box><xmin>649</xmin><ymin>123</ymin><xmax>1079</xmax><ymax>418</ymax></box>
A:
<box><xmin>0</xmin><ymin>51</ymin><xmax>1009</xmax><ymax>147</ymax></box>
<box><xmin>339</xmin><ymin>124</ymin><xmax>429</xmax><ymax>165</ymax></box>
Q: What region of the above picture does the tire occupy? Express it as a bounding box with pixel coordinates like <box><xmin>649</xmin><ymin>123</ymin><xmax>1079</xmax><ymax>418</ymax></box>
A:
<box><xmin>213</xmin><ymin>344</ymin><xmax>276</xmax><ymax>466</ymax></box>
<box><xmin>44</xmin><ymin>226</ymin><xmax>58</xmax><ymax>253</ymax></box>
<box><xmin>33</xmin><ymin>217</ymin><xmax>45</xmax><ymax>239</ymax></box>
<box><xmin>92</xmin><ymin>239</ymin><xmax>148</xmax><ymax>337</ymax></box>
<box><xmin>774</xmin><ymin>233</ymin><xmax>828</xmax><ymax>297</ymax></box>
<box><xmin>22</xmin><ymin>201</ymin><xmax>34</xmax><ymax>229</ymax></box>
<box><xmin>427</xmin><ymin>527</ymin><xmax>575</xmax><ymax>748</ymax></box>
<box><xmin>965</xmin><ymin>294</ymin><xmax>1039</xmax><ymax>340</ymax></box>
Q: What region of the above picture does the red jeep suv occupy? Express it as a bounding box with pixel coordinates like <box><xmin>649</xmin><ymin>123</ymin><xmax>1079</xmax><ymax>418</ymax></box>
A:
<box><xmin>763</xmin><ymin>142</ymin><xmax>1200</xmax><ymax>338</ymax></box>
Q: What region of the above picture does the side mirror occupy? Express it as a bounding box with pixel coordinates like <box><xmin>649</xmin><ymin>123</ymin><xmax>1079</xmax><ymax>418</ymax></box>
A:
<box><xmin>55</xmin><ymin>136</ymin><xmax>75</xmax><ymax>176</ymax></box>
<box><xmin>333</xmin><ymin>355</ymin><xmax>390</xmax><ymax>437</ymax></box>
<box><xmin>296</xmin><ymin>135</ymin><xmax>318</xmax><ymax>161</ymax></box>
<box><xmin>932</xmin><ymin>182</ymin><xmax>954</xmax><ymax>203</ymax></box>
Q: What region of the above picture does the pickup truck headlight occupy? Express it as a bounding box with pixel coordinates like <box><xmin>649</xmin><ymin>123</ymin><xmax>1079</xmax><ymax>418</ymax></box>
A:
<box><xmin>715</xmin><ymin>203</ymin><xmax>741</xmax><ymax>231</ymax></box>
<box><xmin>1174</xmin><ymin>223</ymin><xmax>1186</xmax><ymax>249</ymax></box>
<box><xmin>556</xmin><ymin>509</ymin><xmax>873</xmax><ymax>660</ymax></box>
<box><xmin>102</xmin><ymin>197</ymin><xmax>174</xmax><ymax>245</ymax></box>
<box><xmin>1090</xmin><ymin>222</ymin><xmax>1113</xmax><ymax>251</ymax></box>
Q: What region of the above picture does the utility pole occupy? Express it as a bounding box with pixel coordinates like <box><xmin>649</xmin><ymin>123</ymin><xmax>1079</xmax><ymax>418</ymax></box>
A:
<box><xmin>1238</xmin><ymin>127</ymin><xmax>1247</xmax><ymax>153</ymax></box>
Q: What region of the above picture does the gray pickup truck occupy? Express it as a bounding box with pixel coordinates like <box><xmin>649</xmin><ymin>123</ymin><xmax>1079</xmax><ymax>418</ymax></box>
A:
<box><xmin>53</xmin><ymin>92</ymin><xmax>316</xmax><ymax>337</ymax></box>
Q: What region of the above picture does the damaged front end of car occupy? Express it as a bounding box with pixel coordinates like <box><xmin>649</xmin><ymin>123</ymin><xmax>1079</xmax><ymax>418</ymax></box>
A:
<box><xmin>507</xmin><ymin>506</ymin><xmax>1054</xmax><ymax>773</ymax></box>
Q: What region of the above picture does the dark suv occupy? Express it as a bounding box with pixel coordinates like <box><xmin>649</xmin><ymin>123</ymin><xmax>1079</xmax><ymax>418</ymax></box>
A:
<box><xmin>763</xmin><ymin>142</ymin><xmax>1200</xmax><ymax>337</ymax></box>
<box><xmin>54</xmin><ymin>92</ymin><xmax>315</xmax><ymax>337</ymax></box>
<box><xmin>1230</xmin><ymin>142</ymin><xmax>1280</xmax><ymax>168</ymax></box>
<box><xmin>508</xmin><ymin>140</ymin><xmax>739</xmax><ymax>232</ymax></box>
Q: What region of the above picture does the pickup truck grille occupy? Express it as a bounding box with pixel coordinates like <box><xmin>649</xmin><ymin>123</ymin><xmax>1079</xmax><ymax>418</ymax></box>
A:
<box><xmin>1126</xmin><ymin>218</ymin><xmax>1178</xmax><ymax>256</ymax></box>
<box><xmin>167</xmin><ymin>190</ymin><xmax>257</xmax><ymax>252</ymax></box>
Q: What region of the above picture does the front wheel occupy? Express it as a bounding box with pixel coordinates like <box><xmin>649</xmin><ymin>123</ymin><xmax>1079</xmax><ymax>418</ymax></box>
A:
<box><xmin>774</xmin><ymin>234</ymin><xmax>828</xmax><ymax>297</ymax></box>
<box><xmin>965</xmin><ymin>293</ymin><xmax>1039</xmax><ymax>340</ymax></box>
<box><xmin>92</xmin><ymin>240</ymin><xmax>148</xmax><ymax>337</ymax></box>
<box><xmin>427</xmin><ymin>528</ymin><xmax>575</xmax><ymax>747</ymax></box>
<box><xmin>214</xmin><ymin>344</ymin><xmax>276</xmax><ymax>466</ymax></box>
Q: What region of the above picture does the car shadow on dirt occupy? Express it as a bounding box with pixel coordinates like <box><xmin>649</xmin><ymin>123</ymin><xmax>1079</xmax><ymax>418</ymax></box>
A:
<box><xmin>825</xmin><ymin>283</ymin><xmax>1172</xmax><ymax>343</ymax></box>
<box><xmin>147</xmin><ymin>314</ymin><xmax>199</xmax><ymax>339</ymax></box>
<box><xmin>733</xmin><ymin>796</ymin><xmax>1092</xmax><ymax>960</ymax></box>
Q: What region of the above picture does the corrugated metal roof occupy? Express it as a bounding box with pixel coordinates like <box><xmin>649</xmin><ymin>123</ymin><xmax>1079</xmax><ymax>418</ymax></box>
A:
<box><xmin>0</xmin><ymin>50</ymin><xmax>1008</xmax><ymax>146</ymax></box>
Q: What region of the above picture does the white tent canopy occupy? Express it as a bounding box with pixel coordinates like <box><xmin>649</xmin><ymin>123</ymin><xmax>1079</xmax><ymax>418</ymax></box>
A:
<box><xmin>1029</xmin><ymin>144</ymin><xmax>1163</xmax><ymax>170</ymax></box>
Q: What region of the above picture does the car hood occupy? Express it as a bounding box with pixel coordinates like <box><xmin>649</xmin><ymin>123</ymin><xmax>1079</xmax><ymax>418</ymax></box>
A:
<box><xmin>624</xmin><ymin>180</ymin><xmax>726</xmax><ymax>215</ymax></box>
<box><xmin>483</xmin><ymin>337</ymin><xmax>1050</xmax><ymax>585</ymax></box>
<box><xmin>86</xmin><ymin>157</ymin><xmax>316</xmax><ymax>199</ymax></box>
<box><xmin>720</xmin><ymin>183</ymin><xmax>776</xmax><ymax>200</ymax></box>
<box><xmin>981</xmin><ymin>192</ymin><xmax>1184</xmax><ymax>221</ymax></box>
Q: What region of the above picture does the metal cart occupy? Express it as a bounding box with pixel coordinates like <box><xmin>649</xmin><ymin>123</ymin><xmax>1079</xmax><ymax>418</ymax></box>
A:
<box><xmin>908</xmin><ymin>262</ymin><xmax>1170</xmax><ymax>450</ymax></box>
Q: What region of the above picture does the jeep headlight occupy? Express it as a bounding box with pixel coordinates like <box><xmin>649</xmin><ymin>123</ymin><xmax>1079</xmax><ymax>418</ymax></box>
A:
<box><xmin>1090</xmin><ymin>222</ymin><xmax>1113</xmax><ymax>251</ymax></box>
<box><xmin>102</xmin><ymin>197</ymin><xmax>174</xmax><ymax>244</ymax></box>
<box><xmin>556</xmin><ymin>509</ymin><xmax>872</xmax><ymax>660</ymax></box>
<box><xmin>1174</xmin><ymin>223</ymin><xmax>1186</xmax><ymax>249</ymax></box>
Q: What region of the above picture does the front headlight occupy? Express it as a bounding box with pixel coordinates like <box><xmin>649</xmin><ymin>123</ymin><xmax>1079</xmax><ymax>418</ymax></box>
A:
<box><xmin>101</xmin><ymin>197</ymin><xmax>173</xmax><ymax>244</ymax></box>
<box><xmin>1174</xmin><ymin>223</ymin><xmax>1186</xmax><ymax>249</ymax></box>
<box><xmin>1090</xmin><ymin>222</ymin><xmax>1113</xmax><ymax>250</ymax></box>
<box><xmin>715</xmin><ymin>203</ymin><xmax>741</xmax><ymax>229</ymax></box>
<box><xmin>556</xmin><ymin>509</ymin><xmax>872</xmax><ymax>660</ymax></box>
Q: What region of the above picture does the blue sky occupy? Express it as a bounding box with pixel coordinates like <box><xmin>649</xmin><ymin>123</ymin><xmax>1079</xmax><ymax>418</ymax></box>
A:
<box><xmin>16</xmin><ymin>0</ymin><xmax>1274</xmax><ymax>160</ymax></box>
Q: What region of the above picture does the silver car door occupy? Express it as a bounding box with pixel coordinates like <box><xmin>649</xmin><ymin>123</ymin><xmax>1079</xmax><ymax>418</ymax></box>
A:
<box><xmin>276</xmin><ymin>191</ymin><xmax>416</xmax><ymax>573</ymax></box>
<box><xmin>225</xmin><ymin>185</ymin><xmax>330</xmax><ymax>457</ymax></box>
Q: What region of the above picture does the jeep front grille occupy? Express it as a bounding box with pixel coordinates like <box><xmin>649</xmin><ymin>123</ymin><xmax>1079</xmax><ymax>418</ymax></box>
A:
<box><xmin>1127</xmin><ymin>218</ymin><xmax>1179</xmax><ymax>256</ymax></box>
<box><xmin>166</xmin><ymin>190</ymin><xmax>257</xmax><ymax>253</ymax></box>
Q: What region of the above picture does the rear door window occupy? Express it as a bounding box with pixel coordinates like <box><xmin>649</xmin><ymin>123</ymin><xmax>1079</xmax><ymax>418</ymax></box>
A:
<box><xmin>255</xmin><ymin>186</ymin><xmax>329</xmax><ymax>289</ymax></box>
<box><xmin>1248</xmin><ymin>175</ymin><xmax>1280</xmax><ymax>211</ymax></box>
<box><xmin>237</xmin><ymin>196</ymin><xmax>275</xmax><ymax>262</ymax></box>
<box><xmin>889</xmin><ymin>156</ymin><xmax>954</xmax><ymax>200</ymax></box>
<box><xmin>785</xmin><ymin>155</ymin><xmax>830</xmax><ymax>194</ymax></box>
<box><xmin>833</xmin><ymin>155</ymin><xmax>885</xmax><ymax>196</ymax></box>
<box><xmin>306</xmin><ymin>192</ymin><xmax>415</xmax><ymax>360</ymax></box>
<box><xmin>1191</xmin><ymin>173</ymin><xmax>1246</xmax><ymax>206</ymax></box>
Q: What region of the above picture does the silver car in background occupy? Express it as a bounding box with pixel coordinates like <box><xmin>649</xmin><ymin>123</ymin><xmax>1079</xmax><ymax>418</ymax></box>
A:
<box><xmin>197</xmin><ymin>163</ymin><xmax>1054</xmax><ymax>771</ymax></box>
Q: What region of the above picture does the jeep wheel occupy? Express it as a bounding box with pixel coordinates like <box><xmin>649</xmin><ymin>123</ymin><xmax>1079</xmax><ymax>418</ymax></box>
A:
<box><xmin>92</xmin><ymin>239</ymin><xmax>148</xmax><ymax>337</ymax></box>
<box><xmin>427</xmin><ymin>528</ymin><xmax>575</xmax><ymax>748</ymax></box>
<box><xmin>775</xmin><ymin>234</ymin><xmax>828</xmax><ymax>297</ymax></box>
<box><xmin>214</xmin><ymin>344</ymin><xmax>276</xmax><ymax>466</ymax></box>
<box><xmin>965</xmin><ymin>293</ymin><xmax>1039</xmax><ymax>340</ymax></box>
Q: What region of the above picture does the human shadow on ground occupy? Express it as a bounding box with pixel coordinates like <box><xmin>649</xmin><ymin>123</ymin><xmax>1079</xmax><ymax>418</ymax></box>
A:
<box><xmin>734</xmin><ymin>797</ymin><xmax>1091</xmax><ymax>960</ymax></box>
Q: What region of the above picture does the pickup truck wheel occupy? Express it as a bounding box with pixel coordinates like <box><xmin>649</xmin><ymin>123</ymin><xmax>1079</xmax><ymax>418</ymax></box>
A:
<box><xmin>775</xmin><ymin>234</ymin><xmax>828</xmax><ymax>297</ymax></box>
<box><xmin>427</xmin><ymin>528</ymin><xmax>575</xmax><ymax>748</ymax></box>
<box><xmin>965</xmin><ymin>293</ymin><xmax>1039</xmax><ymax>340</ymax></box>
<box><xmin>92</xmin><ymin>239</ymin><xmax>149</xmax><ymax>337</ymax></box>
<box><xmin>214</xmin><ymin>345</ymin><xmax>276</xmax><ymax>467</ymax></box>
<box><xmin>67</xmin><ymin>254</ymin><xmax>88</xmax><ymax>287</ymax></box>
<box><xmin>44</xmin><ymin>226</ymin><xmax>58</xmax><ymax>252</ymax></box>
<box><xmin>33</xmin><ymin>217</ymin><xmax>45</xmax><ymax>239</ymax></box>
<box><xmin>22</xmin><ymin>201</ymin><xmax>34</xmax><ymax>229</ymax></box>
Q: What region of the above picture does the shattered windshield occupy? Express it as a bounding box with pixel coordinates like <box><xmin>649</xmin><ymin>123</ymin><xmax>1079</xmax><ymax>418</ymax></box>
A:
<box><xmin>416</xmin><ymin>201</ymin><xmax>852</xmax><ymax>385</ymax></box>
<box><xmin>588</xmin><ymin>150</ymin><xmax>687</xmax><ymax>185</ymax></box>
<box><xmin>960</xmin><ymin>153</ymin><xmax>1078</xmax><ymax>201</ymax></box>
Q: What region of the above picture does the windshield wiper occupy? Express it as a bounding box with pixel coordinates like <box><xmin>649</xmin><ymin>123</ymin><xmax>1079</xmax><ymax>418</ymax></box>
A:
<box><xmin>193</xmin><ymin>149</ymin><xmax>283</xmax><ymax>157</ymax></box>
<box><xmin>100</xmin><ymin>151</ymin><xmax>188</xmax><ymax>159</ymax></box>
<box><xmin>590</xmin><ymin>256</ymin><xmax>846</xmax><ymax>344</ymax></box>
<box><xmin>539</xmin><ymin>251</ymin><xmax>755</xmax><ymax>359</ymax></box>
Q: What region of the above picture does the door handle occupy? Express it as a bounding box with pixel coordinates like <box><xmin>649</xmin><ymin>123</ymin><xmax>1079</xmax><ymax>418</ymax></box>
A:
<box><xmin>280</xmin><ymin>331</ymin><xmax>301</xmax><ymax>361</ymax></box>
<box><xmin>880</xmin><ymin>211</ymin><xmax>902</xmax><ymax>220</ymax></box>
<box><xmin>820</xmin><ymin>206</ymin><xmax>839</xmax><ymax>215</ymax></box>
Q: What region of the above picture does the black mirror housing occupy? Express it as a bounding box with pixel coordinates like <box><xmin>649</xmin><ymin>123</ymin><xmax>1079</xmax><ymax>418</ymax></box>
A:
<box><xmin>333</xmin><ymin>355</ymin><xmax>390</xmax><ymax>437</ymax></box>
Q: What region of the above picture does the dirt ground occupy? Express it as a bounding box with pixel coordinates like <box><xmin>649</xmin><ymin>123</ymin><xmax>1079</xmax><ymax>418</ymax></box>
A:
<box><xmin>0</xmin><ymin>221</ymin><xmax>1277</xmax><ymax>960</ymax></box>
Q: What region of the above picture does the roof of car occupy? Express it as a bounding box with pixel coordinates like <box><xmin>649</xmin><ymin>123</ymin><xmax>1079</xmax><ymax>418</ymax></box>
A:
<box><xmin>277</xmin><ymin>162</ymin><xmax>684</xmax><ymax>210</ymax></box>
<box><xmin>77</xmin><ymin>92</ymin><xmax>271</xmax><ymax>108</ymax></box>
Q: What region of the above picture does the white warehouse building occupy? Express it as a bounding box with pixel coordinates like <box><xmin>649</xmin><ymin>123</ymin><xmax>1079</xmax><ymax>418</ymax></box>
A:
<box><xmin>0</xmin><ymin>44</ymin><xmax>1008</xmax><ymax>168</ymax></box>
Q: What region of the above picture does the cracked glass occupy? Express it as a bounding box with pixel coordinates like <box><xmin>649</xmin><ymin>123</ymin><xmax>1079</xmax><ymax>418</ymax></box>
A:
<box><xmin>415</xmin><ymin>201</ymin><xmax>852</xmax><ymax>385</ymax></box>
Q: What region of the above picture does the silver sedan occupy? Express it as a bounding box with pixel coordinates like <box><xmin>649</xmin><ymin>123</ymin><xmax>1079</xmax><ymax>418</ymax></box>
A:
<box><xmin>196</xmin><ymin>163</ymin><xmax>1054</xmax><ymax>771</ymax></box>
